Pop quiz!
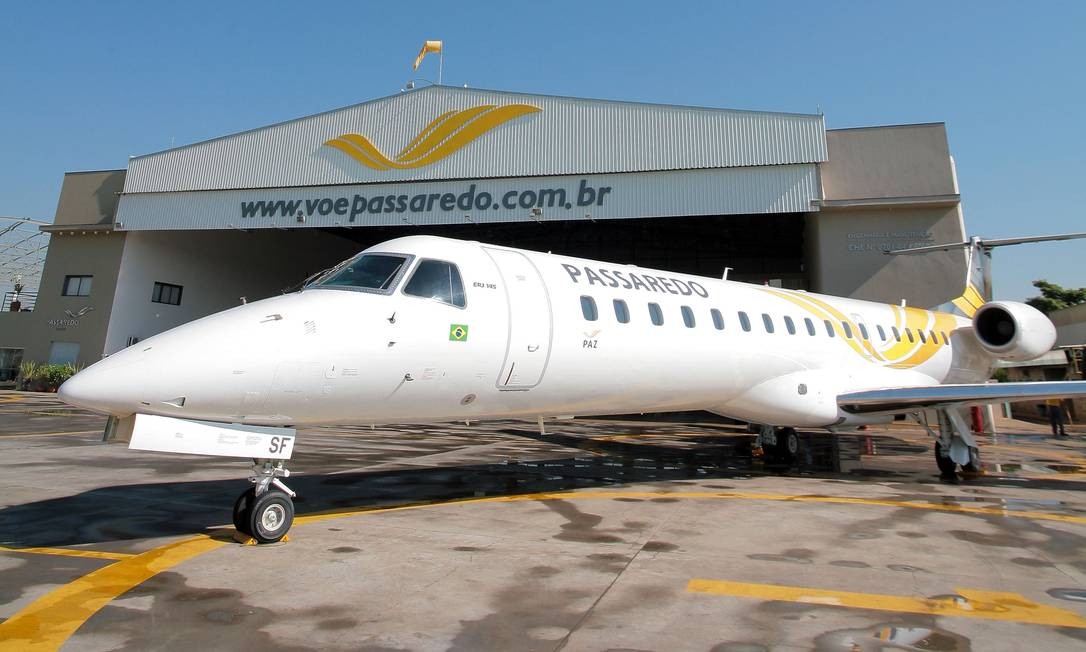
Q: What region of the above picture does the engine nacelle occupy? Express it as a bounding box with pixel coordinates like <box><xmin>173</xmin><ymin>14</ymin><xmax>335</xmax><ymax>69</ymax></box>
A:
<box><xmin>972</xmin><ymin>301</ymin><xmax>1056</xmax><ymax>361</ymax></box>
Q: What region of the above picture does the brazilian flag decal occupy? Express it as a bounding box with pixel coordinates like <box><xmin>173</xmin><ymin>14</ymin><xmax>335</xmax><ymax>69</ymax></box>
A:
<box><xmin>449</xmin><ymin>324</ymin><xmax>469</xmax><ymax>342</ymax></box>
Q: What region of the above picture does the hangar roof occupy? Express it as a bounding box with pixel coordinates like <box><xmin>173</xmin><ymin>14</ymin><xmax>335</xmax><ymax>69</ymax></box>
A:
<box><xmin>123</xmin><ymin>86</ymin><xmax>826</xmax><ymax>194</ymax></box>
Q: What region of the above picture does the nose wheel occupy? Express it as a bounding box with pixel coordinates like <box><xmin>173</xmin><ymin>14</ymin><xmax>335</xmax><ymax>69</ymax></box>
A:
<box><xmin>234</xmin><ymin>460</ymin><xmax>296</xmax><ymax>544</ymax></box>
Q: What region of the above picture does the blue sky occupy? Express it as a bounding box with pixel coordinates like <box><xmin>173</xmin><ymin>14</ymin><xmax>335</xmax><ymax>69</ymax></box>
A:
<box><xmin>2</xmin><ymin>1</ymin><xmax>1083</xmax><ymax>301</ymax></box>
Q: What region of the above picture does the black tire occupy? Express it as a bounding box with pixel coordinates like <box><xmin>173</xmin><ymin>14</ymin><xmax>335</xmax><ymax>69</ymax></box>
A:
<box><xmin>233</xmin><ymin>487</ymin><xmax>256</xmax><ymax>535</ymax></box>
<box><xmin>248</xmin><ymin>490</ymin><xmax>294</xmax><ymax>544</ymax></box>
<box><xmin>774</xmin><ymin>428</ymin><xmax>800</xmax><ymax>462</ymax></box>
<box><xmin>934</xmin><ymin>441</ymin><xmax>957</xmax><ymax>475</ymax></box>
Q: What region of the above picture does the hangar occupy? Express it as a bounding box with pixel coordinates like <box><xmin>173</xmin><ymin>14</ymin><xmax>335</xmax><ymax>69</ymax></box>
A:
<box><xmin>0</xmin><ymin>85</ymin><xmax>967</xmax><ymax>370</ymax></box>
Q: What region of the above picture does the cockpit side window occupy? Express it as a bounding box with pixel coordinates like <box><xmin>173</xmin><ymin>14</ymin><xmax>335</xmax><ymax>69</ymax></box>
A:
<box><xmin>316</xmin><ymin>253</ymin><xmax>410</xmax><ymax>293</ymax></box>
<box><xmin>403</xmin><ymin>259</ymin><xmax>466</xmax><ymax>308</ymax></box>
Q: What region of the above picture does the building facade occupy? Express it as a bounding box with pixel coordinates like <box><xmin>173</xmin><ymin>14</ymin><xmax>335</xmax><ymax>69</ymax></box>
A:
<box><xmin>0</xmin><ymin>86</ymin><xmax>967</xmax><ymax>372</ymax></box>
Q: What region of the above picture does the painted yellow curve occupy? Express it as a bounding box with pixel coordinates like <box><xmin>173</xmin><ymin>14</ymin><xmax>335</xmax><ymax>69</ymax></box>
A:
<box><xmin>324</xmin><ymin>104</ymin><xmax>541</xmax><ymax>170</ymax></box>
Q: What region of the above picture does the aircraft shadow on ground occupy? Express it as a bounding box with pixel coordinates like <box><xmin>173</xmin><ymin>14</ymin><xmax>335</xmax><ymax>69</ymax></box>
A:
<box><xmin>1</xmin><ymin>429</ymin><xmax>1080</xmax><ymax>548</ymax></box>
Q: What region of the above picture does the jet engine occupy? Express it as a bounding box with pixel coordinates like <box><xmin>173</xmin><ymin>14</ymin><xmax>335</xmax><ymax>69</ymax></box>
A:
<box><xmin>972</xmin><ymin>301</ymin><xmax>1056</xmax><ymax>361</ymax></box>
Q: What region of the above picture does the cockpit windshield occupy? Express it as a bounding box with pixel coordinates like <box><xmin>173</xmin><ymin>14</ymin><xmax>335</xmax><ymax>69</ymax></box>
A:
<box><xmin>314</xmin><ymin>254</ymin><xmax>409</xmax><ymax>292</ymax></box>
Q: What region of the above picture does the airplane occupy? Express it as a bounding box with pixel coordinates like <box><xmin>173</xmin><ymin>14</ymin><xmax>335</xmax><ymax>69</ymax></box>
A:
<box><xmin>57</xmin><ymin>234</ymin><xmax>1086</xmax><ymax>543</ymax></box>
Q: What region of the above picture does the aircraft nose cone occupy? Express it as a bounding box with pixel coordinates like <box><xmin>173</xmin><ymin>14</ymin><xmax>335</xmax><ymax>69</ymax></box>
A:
<box><xmin>57</xmin><ymin>354</ymin><xmax>145</xmax><ymax>417</ymax></box>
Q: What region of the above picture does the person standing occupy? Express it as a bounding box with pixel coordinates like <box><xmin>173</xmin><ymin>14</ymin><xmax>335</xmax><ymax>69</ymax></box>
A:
<box><xmin>1046</xmin><ymin>397</ymin><xmax>1067</xmax><ymax>437</ymax></box>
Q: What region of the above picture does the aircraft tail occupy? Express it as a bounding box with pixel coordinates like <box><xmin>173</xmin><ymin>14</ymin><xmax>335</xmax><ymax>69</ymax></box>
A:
<box><xmin>939</xmin><ymin>237</ymin><xmax>988</xmax><ymax>318</ymax></box>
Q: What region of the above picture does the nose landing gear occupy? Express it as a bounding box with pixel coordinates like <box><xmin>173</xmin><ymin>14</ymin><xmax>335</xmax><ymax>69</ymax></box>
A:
<box><xmin>233</xmin><ymin>460</ymin><xmax>296</xmax><ymax>543</ymax></box>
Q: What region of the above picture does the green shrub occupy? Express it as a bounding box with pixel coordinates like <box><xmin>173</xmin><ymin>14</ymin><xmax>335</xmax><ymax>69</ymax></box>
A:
<box><xmin>15</xmin><ymin>361</ymin><xmax>42</xmax><ymax>391</ymax></box>
<box><xmin>16</xmin><ymin>361</ymin><xmax>79</xmax><ymax>392</ymax></box>
<box><xmin>45</xmin><ymin>364</ymin><xmax>78</xmax><ymax>391</ymax></box>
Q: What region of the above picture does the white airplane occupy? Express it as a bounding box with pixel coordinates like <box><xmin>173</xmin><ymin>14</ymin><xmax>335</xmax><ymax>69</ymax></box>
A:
<box><xmin>58</xmin><ymin>235</ymin><xmax>1086</xmax><ymax>543</ymax></box>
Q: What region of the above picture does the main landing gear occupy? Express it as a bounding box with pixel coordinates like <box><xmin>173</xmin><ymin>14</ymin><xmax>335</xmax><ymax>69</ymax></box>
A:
<box><xmin>233</xmin><ymin>460</ymin><xmax>296</xmax><ymax>543</ymax></box>
<box><xmin>916</xmin><ymin>409</ymin><xmax>981</xmax><ymax>477</ymax></box>
<box><xmin>755</xmin><ymin>425</ymin><xmax>801</xmax><ymax>463</ymax></box>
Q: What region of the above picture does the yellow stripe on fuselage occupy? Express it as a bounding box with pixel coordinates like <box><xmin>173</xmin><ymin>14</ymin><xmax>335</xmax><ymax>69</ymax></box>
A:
<box><xmin>760</xmin><ymin>288</ymin><xmax>956</xmax><ymax>371</ymax></box>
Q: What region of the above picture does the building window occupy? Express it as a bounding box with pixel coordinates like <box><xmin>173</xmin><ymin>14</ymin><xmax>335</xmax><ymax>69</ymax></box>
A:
<box><xmin>738</xmin><ymin>311</ymin><xmax>751</xmax><ymax>332</ymax></box>
<box><xmin>824</xmin><ymin>320</ymin><xmax>835</xmax><ymax>337</ymax></box>
<box><xmin>152</xmin><ymin>282</ymin><xmax>183</xmax><ymax>306</ymax></box>
<box><xmin>0</xmin><ymin>348</ymin><xmax>23</xmax><ymax>382</ymax></box>
<box><xmin>762</xmin><ymin>313</ymin><xmax>775</xmax><ymax>333</ymax></box>
<box><xmin>648</xmin><ymin>302</ymin><xmax>664</xmax><ymax>326</ymax></box>
<box><xmin>404</xmin><ymin>259</ymin><xmax>466</xmax><ymax>307</ymax></box>
<box><xmin>580</xmin><ymin>296</ymin><xmax>598</xmax><ymax>321</ymax></box>
<box><xmin>613</xmin><ymin>299</ymin><xmax>630</xmax><ymax>324</ymax></box>
<box><xmin>876</xmin><ymin>325</ymin><xmax>887</xmax><ymax>341</ymax></box>
<box><xmin>681</xmin><ymin>305</ymin><xmax>695</xmax><ymax>328</ymax></box>
<box><xmin>804</xmin><ymin>318</ymin><xmax>816</xmax><ymax>336</ymax></box>
<box><xmin>62</xmin><ymin>275</ymin><xmax>92</xmax><ymax>297</ymax></box>
<box><xmin>47</xmin><ymin>342</ymin><xmax>79</xmax><ymax>365</ymax></box>
<box><xmin>783</xmin><ymin>316</ymin><xmax>796</xmax><ymax>335</ymax></box>
<box><xmin>711</xmin><ymin>309</ymin><xmax>725</xmax><ymax>330</ymax></box>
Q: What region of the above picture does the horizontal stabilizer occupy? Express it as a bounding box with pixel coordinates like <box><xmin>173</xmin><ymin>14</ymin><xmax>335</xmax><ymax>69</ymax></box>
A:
<box><xmin>838</xmin><ymin>381</ymin><xmax>1086</xmax><ymax>415</ymax></box>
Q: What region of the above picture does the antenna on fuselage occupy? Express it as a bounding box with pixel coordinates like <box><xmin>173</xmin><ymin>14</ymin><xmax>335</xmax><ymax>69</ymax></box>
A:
<box><xmin>722</xmin><ymin>267</ymin><xmax>732</xmax><ymax>280</ymax></box>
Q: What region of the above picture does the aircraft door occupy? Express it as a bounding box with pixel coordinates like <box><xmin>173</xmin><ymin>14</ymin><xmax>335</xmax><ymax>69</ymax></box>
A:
<box><xmin>484</xmin><ymin>247</ymin><xmax>553</xmax><ymax>389</ymax></box>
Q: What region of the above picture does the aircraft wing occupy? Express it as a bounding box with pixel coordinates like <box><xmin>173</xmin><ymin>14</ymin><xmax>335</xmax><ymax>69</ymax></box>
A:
<box><xmin>837</xmin><ymin>381</ymin><xmax>1086</xmax><ymax>415</ymax></box>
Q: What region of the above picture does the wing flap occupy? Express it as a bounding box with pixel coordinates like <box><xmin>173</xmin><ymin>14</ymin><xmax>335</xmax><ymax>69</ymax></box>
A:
<box><xmin>837</xmin><ymin>381</ymin><xmax>1086</xmax><ymax>415</ymax></box>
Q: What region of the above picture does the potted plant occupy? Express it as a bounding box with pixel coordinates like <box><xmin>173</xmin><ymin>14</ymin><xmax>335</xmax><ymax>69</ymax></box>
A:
<box><xmin>10</xmin><ymin>277</ymin><xmax>22</xmax><ymax>312</ymax></box>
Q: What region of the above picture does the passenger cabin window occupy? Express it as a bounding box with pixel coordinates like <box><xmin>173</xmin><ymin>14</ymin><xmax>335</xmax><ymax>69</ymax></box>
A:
<box><xmin>841</xmin><ymin>322</ymin><xmax>853</xmax><ymax>339</ymax></box>
<box><xmin>891</xmin><ymin>326</ymin><xmax>901</xmax><ymax>342</ymax></box>
<box><xmin>941</xmin><ymin>331</ymin><xmax>950</xmax><ymax>345</ymax></box>
<box><xmin>681</xmin><ymin>305</ymin><xmax>696</xmax><ymax>328</ymax></box>
<box><xmin>738</xmin><ymin>311</ymin><xmax>751</xmax><ymax>332</ymax></box>
<box><xmin>613</xmin><ymin>299</ymin><xmax>630</xmax><ymax>324</ymax></box>
<box><xmin>804</xmin><ymin>317</ymin><xmax>816</xmax><ymax>336</ymax></box>
<box><xmin>648</xmin><ymin>302</ymin><xmax>664</xmax><ymax>326</ymax></box>
<box><xmin>931</xmin><ymin>330</ymin><xmax>939</xmax><ymax>344</ymax></box>
<box><xmin>580</xmin><ymin>296</ymin><xmax>598</xmax><ymax>321</ymax></box>
<box><xmin>784</xmin><ymin>316</ymin><xmax>796</xmax><ymax>335</ymax></box>
<box><xmin>711</xmin><ymin>309</ymin><xmax>725</xmax><ymax>330</ymax></box>
<box><xmin>319</xmin><ymin>254</ymin><xmax>408</xmax><ymax>293</ymax></box>
<box><xmin>858</xmin><ymin>323</ymin><xmax>869</xmax><ymax>340</ymax></box>
<box><xmin>62</xmin><ymin>275</ymin><xmax>92</xmax><ymax>297</ymax></box>
<box><xmin>824</xmin><ymin>320</ymin><xmax>835</xmax><ymax>337</ymax></box>
<box><xmin>403</xmin><ymin>259</ymin><xmax>466</xmax><ymax>307</ymax></box>
<box><xmin>876</xmin><ymin>325</ymin><xmax>887</xmax><ymax>341</ymax></box>
<box><xmin>918</xmin><ymin>329</ymin><xmax>927</xmax><ymax>344</ymax></box>
<box><xmin>762</xmin><ymin>314</ymin><xmax>775</xmax><ymax>334</ymax></box>
<box><xmin>905</xmin><ymin>328</ymin><xmax>915</xmax><ymax>343</ymax></box>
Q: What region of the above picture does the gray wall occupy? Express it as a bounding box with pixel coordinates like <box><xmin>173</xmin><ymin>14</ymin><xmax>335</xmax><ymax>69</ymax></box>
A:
<box><xmin>821</xmin><ymin>124</ymin><xmax>957</xmax><ymax>201</ymax></box>
<box><xmin>54</xmin><ymin>170</ymin><xmax>126</xmax><ymax>226</ymax></box>
<box><xmin>103</xmin><ymin>229</ymin><xmax>359</xmax><ymax>355</ymax></box>
<box><xmin>811</xmin><ymin>124</ymin><xmax>967</xmax><ymax>307</ymax></box>
<box><xmin>3</xmin><ymin>232</ymin><xmax>128</xmax><ymax>368</ymax></box>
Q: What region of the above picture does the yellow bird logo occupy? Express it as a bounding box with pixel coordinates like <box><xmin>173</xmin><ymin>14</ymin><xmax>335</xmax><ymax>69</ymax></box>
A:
<box><xmin>325</xmin><ymin>104</ymin><xmax>541</xmax><ymax>170</ymax></box>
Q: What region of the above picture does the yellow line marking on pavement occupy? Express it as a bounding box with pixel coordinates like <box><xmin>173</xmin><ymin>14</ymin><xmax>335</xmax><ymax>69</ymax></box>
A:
<box><xmin>0</xmin><ymin>430</ymin><xmax>102</xmax><ymax>438</ymax></box>
<box><xmin>4</xmin><ymin>488</ymin><xmax>1085</xmax><ymax>649</ymax></box>
<box><xmin>0</xmin><ymin>546</ymin><xmax>134</xmax><ymax>561</ymax></box>
<box><xmin>687</xmin><ymin>579</ymin><xmax>1086</xmax><ymax>629</ymax></box>
<box><xmin>0</xmin><ymin>534</ymin><xmax>226</xmax><ymax>651</ymax></box>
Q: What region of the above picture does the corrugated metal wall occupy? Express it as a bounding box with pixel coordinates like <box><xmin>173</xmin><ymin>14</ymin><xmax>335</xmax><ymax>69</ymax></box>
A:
<box><xmin>124</xmin><ymin>86</ymin><xmax>826</xmax><ymax>194</ymax></box>
<box><xmin>116</xmin><ymin>165</ymin><xmax>819</xmax><ymax>231</ymax></box>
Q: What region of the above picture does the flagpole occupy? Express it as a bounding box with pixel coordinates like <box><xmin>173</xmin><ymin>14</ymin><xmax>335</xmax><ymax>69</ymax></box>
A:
<box><xmin>438</xmin><ymin>49</ymin><xmax>443</xmax><ymax>85</ymax></box>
